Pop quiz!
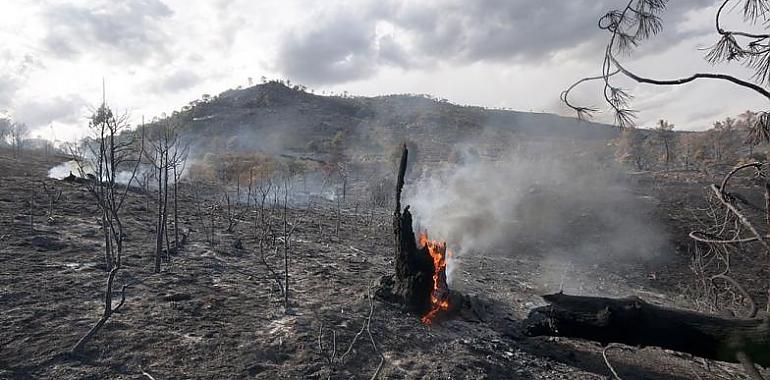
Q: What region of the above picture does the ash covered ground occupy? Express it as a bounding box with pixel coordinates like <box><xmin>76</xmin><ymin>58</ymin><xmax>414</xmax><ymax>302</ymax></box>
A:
<box><xmin>1</xmin><ymin>147</ymin><xmax>765</xmax><ymax>380</ymax></box>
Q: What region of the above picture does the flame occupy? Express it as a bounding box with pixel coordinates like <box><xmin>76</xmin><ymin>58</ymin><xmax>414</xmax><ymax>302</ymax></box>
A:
<box><xmin>419</xmin><ymin>232</ymin><xmax>450</xmax><ymax>325</ymax></box>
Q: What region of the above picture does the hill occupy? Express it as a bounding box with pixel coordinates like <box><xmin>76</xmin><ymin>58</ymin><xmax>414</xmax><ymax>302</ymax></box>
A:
<box><xmin>163</xmin><ymin>82</ymin><xmax>618</xmax><ymax>165</ymax></box>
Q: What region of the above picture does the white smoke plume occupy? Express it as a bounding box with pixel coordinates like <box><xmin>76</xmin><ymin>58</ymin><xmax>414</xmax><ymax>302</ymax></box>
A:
<box><xmin>405</xmin><ymin>145</ymin><xmax>668</xmax><ymax>285</ymax></box>
<box><xmin>48</xmin><ymin>159</ymin><xmax>151</xmax><ymax>188</ymax></box>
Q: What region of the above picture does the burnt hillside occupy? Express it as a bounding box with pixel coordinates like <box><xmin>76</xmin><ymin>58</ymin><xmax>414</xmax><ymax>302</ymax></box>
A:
<box><xmin>164</xmin><ymin>82</ymin><xmax>618</xmax><ymax>164</ymax></box>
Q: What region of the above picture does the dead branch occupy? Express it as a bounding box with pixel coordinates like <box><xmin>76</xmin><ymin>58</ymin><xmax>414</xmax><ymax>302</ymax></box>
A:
<box><xmin>318</xmin><ymin>323</ymin><xmax>338</xmax><ymax>365</ymax></box>
<box><xmin>112</xmin><ymin>281</ymin><xmax>136</xmax><ymax>313</ymax></box>
<box><xmin>140</xmin><ymin>368</ymin><xmax>158</xmax><ymax>380</ymax></box>
<box><xmin>41</xmin><ymin>181</ymin><xmax>63</xmax><ymax>223</ymax></box>
<box><xmin>340</xmin><ymin>283</ymin><xmax>385</xmax><ymax>378</ymax></box>
<box><xmin>688</xmin><ymin>231</ymin><xmax>764</xmax><ymax>245</ymax></box>
<box><xmin>710</xmin><ymin>274</ymin><xmax>758</xmax><ymax>318</ymax></box>
<box><xmin>262</xmin><ymin>246</ymin><xmax>285</xmax><ymax>295</ymax></box>
<box><xmin>560</xmin><ymin>69</ymin><xmax>621</xmax><ymax>119</ymax></box>
<box><xmin>365</xmin><ymin>282</ymin><xmax>385</xmax><ymax>380</ymax></box>
<box><xmin>709</xmin><ymin>184</ymin><xmax>770</xmax><ymax>256</ymax></box>
<box><xmin>602</xmin><ymin>343</ymin><xmax>632</xmax><ymax>380</ymax></box>
<box><xmin>318</xmin><ymin>323</ymin><xmax>338</xmax><ymax>380</ymax></box>
<box><xmin>610</xmin><ymin>54</ymin><xmax>770</xmax><ymax>100</ymax></box>
<box><xmin>719</xmin><ymin>162</ymin><xmax>762</xmax><ymax>195</ymax></box>
<box><xmin>325</xmin><ymin>282</ymin><xmax>385</xmax><ymax>380</ymax></box>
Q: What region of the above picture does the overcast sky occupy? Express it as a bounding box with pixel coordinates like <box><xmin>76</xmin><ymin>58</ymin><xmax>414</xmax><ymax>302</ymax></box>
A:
<box><xmin>1</xmin><ymin>0</ymin><xmax>767</xmax><ymax>141</ymax></box>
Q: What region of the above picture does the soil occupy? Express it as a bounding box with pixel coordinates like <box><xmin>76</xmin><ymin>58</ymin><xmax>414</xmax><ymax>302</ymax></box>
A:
<box><xmin>0</xmin><ymin>148</ymin><xmax>765</xmax><ymax>379</ymax></box>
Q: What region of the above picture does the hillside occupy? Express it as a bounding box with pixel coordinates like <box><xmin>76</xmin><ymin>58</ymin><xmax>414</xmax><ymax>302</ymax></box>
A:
<box><xmin>166</xmin><ymin>82</ymin><xmax>618</xmax><ymax>164</ymax></box>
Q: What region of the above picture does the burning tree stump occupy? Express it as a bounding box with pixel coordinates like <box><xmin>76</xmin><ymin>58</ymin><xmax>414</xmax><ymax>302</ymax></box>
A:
<box><xmin>377</xmin><ymin>144</ymin><xmax>451</xmax><ymax>322</ymax></box>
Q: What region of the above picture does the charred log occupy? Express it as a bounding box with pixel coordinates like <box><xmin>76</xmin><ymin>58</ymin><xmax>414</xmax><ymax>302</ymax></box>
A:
<box><xmin>524</xmin><ymin>293</ymin><xmax>770</xmax><ymax>368</ymax></box>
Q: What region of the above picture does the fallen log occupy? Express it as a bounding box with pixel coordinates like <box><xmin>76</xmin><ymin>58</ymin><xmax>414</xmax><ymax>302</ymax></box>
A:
<box><xmin>523</xmin><ymin>293</ymin><xmax>770</xmax><ymax>368</ymax></box>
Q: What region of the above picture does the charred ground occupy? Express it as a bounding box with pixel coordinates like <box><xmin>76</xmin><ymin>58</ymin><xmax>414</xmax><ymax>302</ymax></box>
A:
<box><xmin>0</xmin><ymin>138</ymin><xmax>764</xmax><ymax>380</ymax></box>
<box><xmin>2</xmin><ymin>83</ymin><xmax>768</xmax><ymax>380</ymax></box>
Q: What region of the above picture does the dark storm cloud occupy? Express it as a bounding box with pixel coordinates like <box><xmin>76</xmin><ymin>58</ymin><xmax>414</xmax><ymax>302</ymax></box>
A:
<box><xmin>276</xmin><ymin>0</ymin><xmax>713</xmax><ymax>85</ymax></box>
<box><xmin>42</xmin><ymin>0</ymin><xmax>173</xmax><ymax>63</ymax></box>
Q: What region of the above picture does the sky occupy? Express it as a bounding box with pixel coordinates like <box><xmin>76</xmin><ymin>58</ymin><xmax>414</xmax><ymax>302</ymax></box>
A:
<box><xmin>1</xmin><ymin>0</ymin><xmax>768</xmax><ymax>141</ymax></box>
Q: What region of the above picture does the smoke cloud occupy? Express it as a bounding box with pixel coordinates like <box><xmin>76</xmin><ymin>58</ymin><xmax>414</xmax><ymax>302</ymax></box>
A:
<box><xmin>405</xmin><ymin>142</ymin><xmax>669</xmax><ymax>285</ymax></box>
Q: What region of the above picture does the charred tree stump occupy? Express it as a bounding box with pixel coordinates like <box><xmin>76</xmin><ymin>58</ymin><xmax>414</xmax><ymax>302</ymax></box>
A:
<box><xmin>376</xmin><ymin>144</ymin><xmax>436</xmax><ymax>315</ymax></box>
<box><xmin>375</xmin><ymin>144</ymin><xmax>497</xmax><ymax>324</ymax></box>
<box><xmin>389</xmin><ymin>205</ymin><xmax>435</xmax><ymax>314</ymax></box>
<box><xmin>524</xmin><ymin>293</ymin><xmax>770</xmax><ymax>369</ymax></box>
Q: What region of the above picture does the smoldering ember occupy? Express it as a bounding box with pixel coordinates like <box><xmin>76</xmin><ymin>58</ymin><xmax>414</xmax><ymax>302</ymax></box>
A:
<box><xmin>10</xmin><ymin>2</ymin><xmax>770</xmax><ymax>380</ymax></box>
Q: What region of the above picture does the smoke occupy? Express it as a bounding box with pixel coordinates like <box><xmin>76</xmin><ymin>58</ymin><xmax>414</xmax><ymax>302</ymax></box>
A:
<box><xmin>405</xmin><ymin>142</ymin><xmax>669</xmax><ymax>286</ymax></box>
<box><xmin>48</xmin><ymin>160</ymin><xmax>80</xmax><ymax>179</ymax></box>
<box><xmin>47</xmin><ymin>159</ymin><xmax>149</xmax><ymax>187</ymax></box>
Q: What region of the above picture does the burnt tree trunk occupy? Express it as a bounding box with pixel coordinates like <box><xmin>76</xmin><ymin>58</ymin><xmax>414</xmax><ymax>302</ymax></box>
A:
<box><xmin>71</xmin><ymin>266</ymin><xmax>119</xmax><ymax>354</ymax></box>
<box><xmin>524</xmin><ymin>293</ymin><xmax>770</xmax><ymax>368</ymax></box>
<box><xmin>377</xmin><ymin>144</ymin><xmax>435</xmax><ymax>314</ymax></box>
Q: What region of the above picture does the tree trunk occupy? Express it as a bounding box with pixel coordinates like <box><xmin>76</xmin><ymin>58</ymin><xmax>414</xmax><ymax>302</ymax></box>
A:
<box><xmin>335</xmin><ymin>194</ymin><xmax>341</xmax><ymax>236</ymax></box>
<box><xmin>71</xmin><ymin>266</ymin><xmax>119</xmax><ymax>353</ymax></box>
<box><xmin>155</xmin><ymin>165</ymin><xmax>163</xmax><ymax>273</ymax></box>
<box><xmin>102</xmin><ymin>211</ymin><xmax>113</xmax><ymax>272</ymax></box>
<box><xmin>524</xmin><ymin>293</ymin><xmax>770</xmax><ymax>367</ymax></box>
<box><xmin>283</xmin><ymin>181</ymin><xmax>290</xmax><ymax>310</ymax></box>
<box><xmin>173</xmin><ymin>165</ymin><xmax>179</xmax><ymax>254</ymax></box>
<box><xmin>765</xmin><ymin>153</ymin><xmax>770</xmax><ymax>314</ymax></box>
<box><xmin>162</xmin><ymin>153</ymin><xmax>170</xmax><ymax>262</ymax></box>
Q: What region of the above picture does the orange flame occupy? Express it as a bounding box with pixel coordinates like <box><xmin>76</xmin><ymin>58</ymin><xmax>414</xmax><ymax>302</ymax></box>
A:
<box><xmin>419</xmin><ymin>232</ymin><xmax>450</xmax><ymax>325</ymax></box>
